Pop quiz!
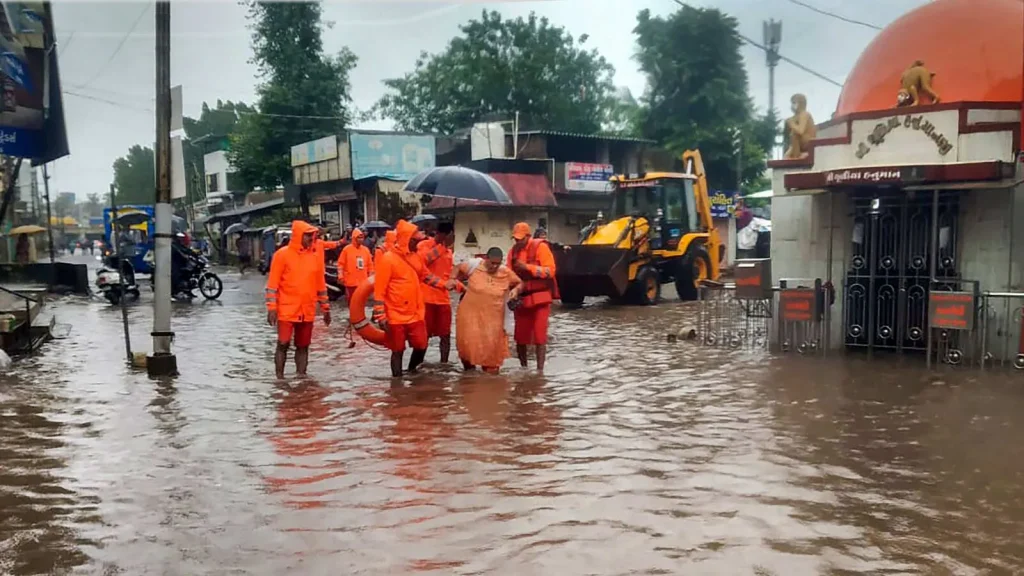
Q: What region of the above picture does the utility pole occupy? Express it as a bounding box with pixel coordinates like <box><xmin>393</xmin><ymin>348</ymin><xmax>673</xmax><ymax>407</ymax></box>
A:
<box><xmin>761</xmin><ymin>19</ymin><xmax>782</xmax><ymax>155</ymax></box>
<box><xmin>42</xmin><ymin>164</ymin><xmax>54</xmax><ymax>263</ymax></box>
<box><xmin>149</xmin><ymin>1</ymin><xmax>177</xmax><ymax>377</ymax></box>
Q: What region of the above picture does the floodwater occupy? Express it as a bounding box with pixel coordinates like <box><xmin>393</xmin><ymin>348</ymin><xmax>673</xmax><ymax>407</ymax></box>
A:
<box><xmin>4</xmin><ymin>260</ymin><xmax>1024</xmax><ymax>574</ymax></box>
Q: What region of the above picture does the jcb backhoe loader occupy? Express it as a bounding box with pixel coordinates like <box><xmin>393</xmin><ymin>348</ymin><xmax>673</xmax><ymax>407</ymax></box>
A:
<box><xmin>555</xmin><ymin>149</ymin><xmax>722</xmax><ymax>306</ymax></box>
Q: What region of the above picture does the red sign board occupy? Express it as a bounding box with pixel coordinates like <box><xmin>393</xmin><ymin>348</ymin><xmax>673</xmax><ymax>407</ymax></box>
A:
<box><xmin>779</xmin><ymin>288</ymin><xmax>819</xmax><ymax>322</ymax></box>
<box><xmin>928</xmin><ymin>291</ymin><xmax>975</xmax><ymax>331</ymax></box>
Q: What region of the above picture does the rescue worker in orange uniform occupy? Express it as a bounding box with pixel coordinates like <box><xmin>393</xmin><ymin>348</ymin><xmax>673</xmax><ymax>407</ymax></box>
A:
<box><xmin>337</xmin><ymin>228</ymin><xmax>374</xmax><ymax>303</ymax></box>
<box><xmin>266</xmin><ymin>221</ymin><xmax>332</xmax><ymax>379</ymax></box>
<box><xmin>416</xmin><ymin>222</ymin><xmax>462</xmax><ymax>363</ymax></box>
<box><xmin>508</xmin><ymin>222</ymin><xmax>558</xmax><ymax>372</ymax></box>
<box><xmin>375</xmin><ymin>229</ymin><xmax>397</xmax><ymax>269</ymax></box>
<box><xmin>374</xmin><ymin>220</ymin><xmax>455</xmax><ymax>378</ymax></box>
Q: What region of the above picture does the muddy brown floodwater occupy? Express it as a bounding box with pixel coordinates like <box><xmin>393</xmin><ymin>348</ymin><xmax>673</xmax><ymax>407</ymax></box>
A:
<box><xmin>4</xmin><ymin>268</ymin><xmax>1024</xmax><ymax>574</ymax></box>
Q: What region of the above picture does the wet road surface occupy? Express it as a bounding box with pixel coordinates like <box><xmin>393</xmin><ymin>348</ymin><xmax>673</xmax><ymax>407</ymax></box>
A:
<box><xmin>4</xmin><ymin>258</ymin><xmax>1024</xmax><ymax>574</ymax></box>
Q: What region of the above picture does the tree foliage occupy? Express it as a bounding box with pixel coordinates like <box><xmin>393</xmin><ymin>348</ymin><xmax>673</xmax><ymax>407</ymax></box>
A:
<box><xmin>633</xmin><ymin>7</ymin><xmax>775</xmax><ymax>192</ymax></box>
<box><xmin>375</xmin><ymin>10</ymin><xmax>616</xmax><ymax>134</ymax></box>
<box><xmin>229</xmin><ymin>1</ymin><xmax>356</xmax><ymax>192</ymax></box>
<box><xmin>111</xmin><ymin>144</ymin><xmax>155</xmax><ymax>205</ymax></box>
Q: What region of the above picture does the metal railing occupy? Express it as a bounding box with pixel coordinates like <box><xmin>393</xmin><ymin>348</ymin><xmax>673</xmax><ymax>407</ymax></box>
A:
<box><xmin>0</xmin><ymin>284</ymin><xmax>39</xmax><ymax>351</ymax></box>
<box><xmin>695</xmin><ymin>278</ymin><xmax>833</xmax><ymax>356</ymax></box>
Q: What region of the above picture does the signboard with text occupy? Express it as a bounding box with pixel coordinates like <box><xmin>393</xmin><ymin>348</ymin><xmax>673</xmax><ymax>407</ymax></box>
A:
<box><xmin>734</xmin><ymin>259</ymin><xmax>772</xmax><ymax>300</ymax></box>
<box><xmin>779</xmin><ymin>288</ymin><xmax>819</xmax><ymax>323</ymax></box>
<box><xmin>565</xmin><ymin>162</ymin><xmax>614</xmax><ymax>193</ymax></box>
<box><xmin>709</xmin><ymin>190</ymin><xmax>736</xmax><ymax>218</ymax></box>
<box><xmin>848</xmin><ymin>109</ymin><xmax>959</xmax><ymax>166</ymax></box>
<box><xmin>349</xmin><ymin>132</ymin><xmax>435</xmax><ymax>181</ymax></box>
<box><xmin>291</xmin><ymin>135</ymin><xmax>338</xmax><ymax>167</ymax></box>
<box><xmin>928</xmin><ymin>291</ymin><xmax>975</xmax><ymax>331</ymax></box>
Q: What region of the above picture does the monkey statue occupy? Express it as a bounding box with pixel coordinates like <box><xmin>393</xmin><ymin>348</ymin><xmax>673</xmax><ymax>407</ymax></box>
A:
<box><xmin>897</xmin><ymin>60</ymin><xmax>940</xmax><ymax>107</ymax></box>
<box><xmin>784</xmin><ymin>93</ymin><xmax>817</xmax><ymax>160</ymax></box>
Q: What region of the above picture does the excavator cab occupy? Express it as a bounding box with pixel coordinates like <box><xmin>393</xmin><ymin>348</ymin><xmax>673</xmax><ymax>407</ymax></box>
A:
<box><xmin>555</xmin><ymin>149</ymin><xmax>721</xmax><ymax>306</ymax></box>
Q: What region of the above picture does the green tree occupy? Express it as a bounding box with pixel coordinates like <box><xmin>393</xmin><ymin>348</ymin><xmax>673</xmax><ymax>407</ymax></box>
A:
<box><xmin>229</xmin><ymin>1</ymin><xmax>356</xmax><ymax>192</ymax></box>
<box><xmin>111</xmin><ymin>144</ymin><xmax>155</xmax><ymax>205</ymax></box>
<box><xmin>375</xmin><ymin>10</ymin><xmax>616</xmax><ymax>134</ymax></box>
<box><xmin>633</xmin><ymin>6</ymin><xmax>775</xmax><ymax>192</ymax></box>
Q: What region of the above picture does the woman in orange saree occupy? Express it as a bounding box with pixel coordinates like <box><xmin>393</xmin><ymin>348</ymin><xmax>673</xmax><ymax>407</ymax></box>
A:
<box><xmin>455</xmin><ymin>247</ymin><xmax>521</xmax><ymax>373</ymax></box>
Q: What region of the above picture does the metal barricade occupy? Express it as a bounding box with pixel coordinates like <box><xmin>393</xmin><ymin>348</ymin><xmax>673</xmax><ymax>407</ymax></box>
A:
<box><xmin>696</xmin><ymin>282</ymin><xmax>772</xmax><ymax>351</ymax></box>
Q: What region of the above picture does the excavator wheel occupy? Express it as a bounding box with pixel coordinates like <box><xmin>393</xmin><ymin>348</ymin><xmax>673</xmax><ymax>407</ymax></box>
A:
<box><xmin>675</xmin><ymin>247</ymin><xmax>712</xmax><ymax>301</ymax></box>
<box><xmin>629</xmin><ymin>266</ymin><xmax>661</xmax><ymax>306</ymax></box>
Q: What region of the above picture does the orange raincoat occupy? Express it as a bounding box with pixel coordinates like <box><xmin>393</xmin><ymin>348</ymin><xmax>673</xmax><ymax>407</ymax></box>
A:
<box><xmin>416</xmin><ymin>236</ymin><xmax>460</xmax><ymax>305</ymax></box>
<box><xmin>266</xmin><ymin>221</ymin><xmax>329</xmax><ymax>323</ymax></box>
<box><xmin>337</xmin><ymin>229</ymin><xmax>374</xmax><ymax>288</ymax></box>
<box><xmin>373</xmin><ymin>220</ymin><xmax>447</xmax><ymax>325</ymax></box>
<box><xmin>374</xmin><ymin>230</ymin><xmax>397</xmax><ymax>269</ymax></box>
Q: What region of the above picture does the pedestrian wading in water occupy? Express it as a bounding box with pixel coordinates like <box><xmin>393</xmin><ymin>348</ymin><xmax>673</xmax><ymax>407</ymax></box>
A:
<box><xmin>373</xmin><ymin>219</ymin><xmax>458</xmax><ymax>378</ymax></box>
<box><xmin>455</xmin><ymin>246</ymin><xmax>521</xmax><ymax>374</ymax></box>
<box><xmin>265</xmin><ymin>221</ymin><xmax>331</xmax><ymax>379</ymax></box>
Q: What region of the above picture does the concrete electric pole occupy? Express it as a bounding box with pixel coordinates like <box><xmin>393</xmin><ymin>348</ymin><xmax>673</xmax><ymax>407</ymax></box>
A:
<box><xmin>763</xmin><ymin>20</ymin><xmax>782</xmax><ymax>159</ymax></box>
<box><xmin>149</xmin><ymin>1</ymin><xmax>176</xmax><ymax>376</ymax></box>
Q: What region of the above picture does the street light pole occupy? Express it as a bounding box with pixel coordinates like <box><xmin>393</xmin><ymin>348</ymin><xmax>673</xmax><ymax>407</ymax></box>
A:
<box><xmin>148</xmin><ymin>0</ymin><xmax>176</xmax><ymax>376</ymax></box>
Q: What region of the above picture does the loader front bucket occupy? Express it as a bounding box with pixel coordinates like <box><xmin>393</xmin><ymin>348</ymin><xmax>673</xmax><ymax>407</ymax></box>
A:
<box><xmin>554</xmin><ymin>245</ymin><xmax>631</xmax><ymax>299</ymax></box>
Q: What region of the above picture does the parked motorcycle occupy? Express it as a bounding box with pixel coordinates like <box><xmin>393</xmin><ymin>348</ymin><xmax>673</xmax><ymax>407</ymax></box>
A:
<box><xmin>96</xmin><ymin>267</ymin><xmax>140</xmax><ymax>305</ymax></box>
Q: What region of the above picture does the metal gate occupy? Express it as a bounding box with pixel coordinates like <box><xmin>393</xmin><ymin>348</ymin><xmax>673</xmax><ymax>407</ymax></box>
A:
<box><xmin>844</xmin><ymin>191</ymin><xmax>960</xmax><ymax>352</ymax></box>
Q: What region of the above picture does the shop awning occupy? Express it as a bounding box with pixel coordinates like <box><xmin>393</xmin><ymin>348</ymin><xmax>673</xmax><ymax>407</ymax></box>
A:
<box><xmin>205</xmin><ymin>198</ymin><xmax>284</xmax><ymax>222</ymax></box>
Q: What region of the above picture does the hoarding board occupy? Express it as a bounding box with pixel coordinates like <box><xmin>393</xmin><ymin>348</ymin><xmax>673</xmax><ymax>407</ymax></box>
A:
<box><xmin>0</xmin><ymin>2</ymin><xmax>68</xmax><ymax>162</ymax></box>
<box><xmin>565</xmin><ymin>162</ymin><xmax>613</xmax><ymax>193</ymax></box>
<box><xmin>291</xmin><ymin>135</ymin><xmax>338</xmax><ymax>167</ymax></box>
<box><xmin>709</xmin><ymin>190</ymin><xmax>736</xmax><ymax>218</ymax></box>
<box><xmin>349</xmin><ymin>132</ymin><xmax>434</xmax><ymax>181</ymax></box>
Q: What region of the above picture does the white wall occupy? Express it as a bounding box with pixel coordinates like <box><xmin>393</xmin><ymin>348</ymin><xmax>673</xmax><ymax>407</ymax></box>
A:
<box><xmin>203</xmin><ymin>150</ymin><xmax>235</xmax><ymax>194</ymax></box>
<box><xmin>450</xmin><ymin>210</ymin><xmax>551</xmax><ymax>263</ymax></box>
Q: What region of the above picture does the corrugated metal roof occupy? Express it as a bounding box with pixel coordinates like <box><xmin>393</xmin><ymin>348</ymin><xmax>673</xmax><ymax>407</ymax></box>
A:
<box><xmin>207</xmin><ymin>198</ymin><xmax>284</xmax><ymax>221</ymax></box>
<box><xmin>516</xmin><ymin>130</ymin><xmax>654</xmax><ymax>144</ymax></box>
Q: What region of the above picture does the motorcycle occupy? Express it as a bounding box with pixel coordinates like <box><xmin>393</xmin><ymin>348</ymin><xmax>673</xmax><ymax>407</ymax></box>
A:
<box><xmin>143</xmin><ymin>247</ymin><xmax>224</xmax><ymax>301</ymax></box>
<box><xmin>96</xmin><ymin>266</ymin><xmax>140</xmax><ymax>305</ymax></box>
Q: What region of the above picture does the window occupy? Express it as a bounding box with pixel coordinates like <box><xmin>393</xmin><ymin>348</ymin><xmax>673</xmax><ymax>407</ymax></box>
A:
<box><xmin>206</xmin><ymin>174</ymin><xmax>219</xmax><ymax>193</ymax></box>
<box><xmin>661</xmin><ymin>180</ymin><xmax>697</xmax><ymax>233</ymax></box>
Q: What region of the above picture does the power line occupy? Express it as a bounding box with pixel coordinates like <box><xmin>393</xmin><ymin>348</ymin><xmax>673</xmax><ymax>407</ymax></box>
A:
<box><xmin>785</xmin><ymin>0</ymin><xmax>882</xmax><ymax>31</ymax></box>
<box><xmin>670</xmin><ymin>0</ymin><xmax>843</xmax><ymax>88</ymax></box>
<box><xmin>79</xmin><ymin>3</ymin><xmax>151</xmax><ymax>88</ymax></box>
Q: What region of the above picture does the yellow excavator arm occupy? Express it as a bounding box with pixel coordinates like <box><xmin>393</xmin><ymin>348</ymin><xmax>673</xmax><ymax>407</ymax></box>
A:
<box><xmin>682</xmin><ymin>149</ymin><xmax>714</xmax><ymax>233</ymax></box>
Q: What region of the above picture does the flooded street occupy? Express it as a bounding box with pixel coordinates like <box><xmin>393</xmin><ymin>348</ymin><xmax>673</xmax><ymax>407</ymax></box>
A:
<box><xmin>4</xmin><ymin>262</ymin><xmax>1024</xmax><ymax>574</ymax></box>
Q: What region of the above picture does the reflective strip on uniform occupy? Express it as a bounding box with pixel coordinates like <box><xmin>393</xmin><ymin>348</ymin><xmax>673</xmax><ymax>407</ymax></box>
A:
<box><xmin>352</xmin><ymin>318</ymin><xmax>371</xmax><ymax>330</ymax></box>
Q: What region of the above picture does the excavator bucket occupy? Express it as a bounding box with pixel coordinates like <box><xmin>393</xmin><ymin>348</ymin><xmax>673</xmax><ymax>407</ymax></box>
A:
<box><xmin>554</xmin><ymin>245</ymin><xmax>631</xmax><ymax>299</ymax></box>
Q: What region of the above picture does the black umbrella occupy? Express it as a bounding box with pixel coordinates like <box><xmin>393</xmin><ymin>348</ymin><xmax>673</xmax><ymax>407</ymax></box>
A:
<box><xmin>403</xmin><ymin>166</ymin><xmax>512</xmax><ymax>204</ymax></box>
<box><xmin>115</xmin><ymin>210</ymin><xmax>151</xmax><ymax>227</ymax></box>
<box><xmin>409</xmin><ymin>214</ymin><xmax>438</xmax><ymax>225</ymax></box>
<box><xmin>362</xmin><ymin>220</ymin><xmax>391</xmax><ymax>231</ymax></box>
<box><xmin>223</xmin><ymin>222</ymin><xmax>246</xmax><ymax>235</ymax></box>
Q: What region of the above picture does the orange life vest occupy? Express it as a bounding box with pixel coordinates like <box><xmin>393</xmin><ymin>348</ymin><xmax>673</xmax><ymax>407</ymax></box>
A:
<box><xmin>512</xmin><ymin>238</ymin><xmax>560</xmax><ymax>307</ymax></box>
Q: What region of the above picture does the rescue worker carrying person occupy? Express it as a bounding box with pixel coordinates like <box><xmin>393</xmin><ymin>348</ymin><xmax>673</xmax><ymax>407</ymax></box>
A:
<box><xmin>416</xmin><ymin>222</ymin><xmax>462</xmax><ymax>364</ymax></box>
<box><xmin>265</xmin><ymin>221</ymin><xmax>332</xmax><ymax>379</ymax></box>
<box><xmin>508</xmin><ymin>222</ymin><xmax>558</xmax><ymax>372</ymax></box>
<box><xmin>373</xmin><ymin>220</ymin><xmax>458</xmax><ymax>378</ymax></box>
<box><xmin>337</xmin><ymin>228</ymin><xmax>374</xmax><ymax>304</ymax></box>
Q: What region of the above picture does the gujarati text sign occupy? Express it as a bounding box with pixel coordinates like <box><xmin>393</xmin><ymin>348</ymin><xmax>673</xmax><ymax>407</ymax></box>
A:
<box><xmin>779</xmin><ymin>288</ymin><xmax>819</xmax><ymax>323</ymax></box>
<box><xmin>928</xmin><ymin>291</ymin><xmax>975</xmax><ymax>331</ymax></box>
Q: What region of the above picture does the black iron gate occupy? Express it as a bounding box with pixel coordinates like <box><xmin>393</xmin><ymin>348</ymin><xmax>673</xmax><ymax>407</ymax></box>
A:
<box><xmin>844</xmin><ymin>191</ymin><xmax>960</xmax><ymax>352</ymax></box>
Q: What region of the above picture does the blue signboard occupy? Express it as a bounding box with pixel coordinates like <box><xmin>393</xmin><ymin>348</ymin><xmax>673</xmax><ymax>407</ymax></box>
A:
<box><xmin>349</xmin><ymin>132</ymin><xmax>435</xmax><ymax>181</ymax></box>
<box><xmin>709</xmin><ymin>190</ymin><xmax>737</xmax><ymax>219</ymax></box>
<box><xmin>0</xmin><ymin>2</ymin><xmax>68</xmax><ymax>162</ymax></box>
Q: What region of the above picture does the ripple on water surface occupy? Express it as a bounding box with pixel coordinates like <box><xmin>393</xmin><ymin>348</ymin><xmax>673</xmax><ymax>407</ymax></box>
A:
<box><xmin>2</xmin><ymin>274</ymin><xmax>1024</xmax><ymax>574</ymax></box>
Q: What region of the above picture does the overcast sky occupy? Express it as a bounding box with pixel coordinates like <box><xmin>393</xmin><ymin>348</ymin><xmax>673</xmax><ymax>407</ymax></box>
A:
<box><xmin>47</xmin><ymin>0</ymin><xmax>930</xmax><ymax>200</ymax></box>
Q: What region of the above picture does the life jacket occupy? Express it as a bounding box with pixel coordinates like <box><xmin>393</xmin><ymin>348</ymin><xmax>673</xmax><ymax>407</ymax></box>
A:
<box><xmin>513</xmin><ymin>238</ymin><xmax>559</xmax><ymax>308</ymax></box>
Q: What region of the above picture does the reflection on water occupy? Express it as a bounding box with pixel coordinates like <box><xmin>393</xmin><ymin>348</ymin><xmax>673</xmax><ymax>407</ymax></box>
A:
<box><xmin>2</xmin><ymin>273</ymin><xmax>1024</xmax><ymax>573</ymax></box>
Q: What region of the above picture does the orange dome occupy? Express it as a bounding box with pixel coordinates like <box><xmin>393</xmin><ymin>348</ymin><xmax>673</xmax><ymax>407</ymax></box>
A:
<box><xmin>835</xmin><ymin>0</ymin><xmax>1023</xmax><ymax>117</ymax></box>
